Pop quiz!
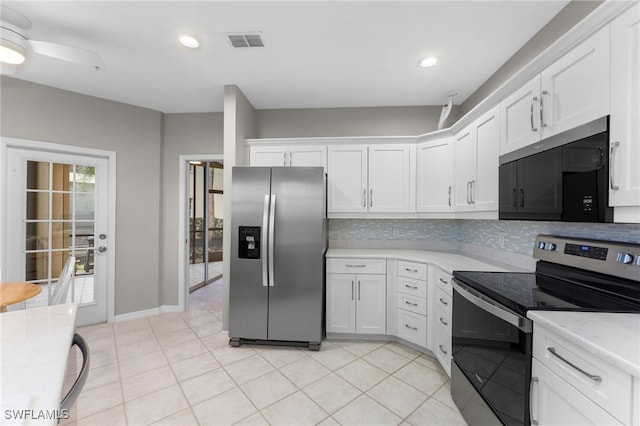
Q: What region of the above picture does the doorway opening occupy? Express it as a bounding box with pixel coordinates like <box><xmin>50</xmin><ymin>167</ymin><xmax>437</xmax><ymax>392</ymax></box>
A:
<box><xmin>188</xmin><ymin>160</ymin><xmax>224</xmax><ymax>292</ymax></box>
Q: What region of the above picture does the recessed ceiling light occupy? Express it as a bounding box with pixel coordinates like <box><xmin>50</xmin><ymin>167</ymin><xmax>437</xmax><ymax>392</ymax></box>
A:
<box><xmin>419</xmin><ymin>56</ymin><xmax>438</xmax><ymax>68</ymax></box>
<box><xmin>179</xmin><ymin>35</ymin><xmax>199</xmax><ymax>49</ymax></box>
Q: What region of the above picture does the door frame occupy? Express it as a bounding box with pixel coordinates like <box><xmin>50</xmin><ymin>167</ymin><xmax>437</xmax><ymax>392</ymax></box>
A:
<box><xmin>178</xmin><ymin>154</ymin><xmax>224</xmax><ymax>311</ymax></box>
<box><xmin>0</xmin><ymin>137</ymin><xmax>117</xmax><ymax>322</ymax></box>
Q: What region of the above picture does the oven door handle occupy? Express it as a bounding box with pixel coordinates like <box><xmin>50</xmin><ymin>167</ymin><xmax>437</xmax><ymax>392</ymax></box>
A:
<box><xmin>453</xmin><ymin>280</ymin><xmax>532</xmax><ymax>333</ymax></box>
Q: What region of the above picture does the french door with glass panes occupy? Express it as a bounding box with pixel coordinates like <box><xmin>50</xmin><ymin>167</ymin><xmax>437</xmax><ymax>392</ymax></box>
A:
<box><xmin>5</xmin><ymin>147</ymin><xmax>110</xmax><ymax>325</ymax></box>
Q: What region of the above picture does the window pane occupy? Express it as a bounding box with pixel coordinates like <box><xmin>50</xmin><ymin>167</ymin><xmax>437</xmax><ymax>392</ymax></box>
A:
<box><xmin>75</xmin><ymin>193</ymin><xmax>95</xmax><ymax>221</ymax></box>
<box><xmin>26</xmin><ymin>252</ymin><xmax>48</xmax><ymax>281</ymax></box>
<box><xmin>51</xmin><ymin>250</ymin><xmax>72</xmax><ymax>280</ymax></box>
<box><xmin>52</xmin><ymin>193</ymin><xmax>71</xmax><ymax>220</ymax></box>
<box><xmin>210</xmin><ymin>164</ymin><xmax>224</xmax><ymax>191</ymax></box>
<box><xmin>51</xmin><ymin>222</ymin><xmax>71</xmax><ymax>250</ymax></box>
<box><xmin>75</xmin><ymin>248</ymin><xmax>94</xmax><ymax>276</ymax></box>
<box><xmin>26</xmin><ymin>192</ymin><xmax>49</xmax><ymax>220</ymax></box>
<box><xmin>52</xmin><ymin>163</ymin><xmax>72</xmax><ymax>191</ymax></box>
<box><xmin>73</xmin><ymin>165</ymin><xmax>96</xmax><ymax>193</ymax></box>
<box><xmin>26</xmin><ymin>161</ymin><xmax>49</xmax><ymax>190</ymax></box>
<box><xmin>26</xmin><ymin>222</ymin><xmax>49</xmax><ymax>250</ymax></box>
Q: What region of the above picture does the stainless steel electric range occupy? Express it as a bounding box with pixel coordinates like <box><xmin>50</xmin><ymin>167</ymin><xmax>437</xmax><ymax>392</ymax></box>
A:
<box><xmin>451</xmin><ymin>234</ymin><xmax>640</xmax><ymax>426</ymax></box>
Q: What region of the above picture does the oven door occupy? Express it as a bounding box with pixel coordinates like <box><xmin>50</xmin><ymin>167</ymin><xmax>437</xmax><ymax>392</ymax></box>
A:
<box><xmin>451</xmin><ymin>279</ymin><xmax>533</xmax><ymax>426</ymax></box>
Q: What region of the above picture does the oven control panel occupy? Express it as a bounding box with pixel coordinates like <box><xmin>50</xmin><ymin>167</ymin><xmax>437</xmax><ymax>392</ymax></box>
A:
<box><xmin>534</xmin><ymin>234</ymin><xmax>640</xmax><ymax>282</ymax></box>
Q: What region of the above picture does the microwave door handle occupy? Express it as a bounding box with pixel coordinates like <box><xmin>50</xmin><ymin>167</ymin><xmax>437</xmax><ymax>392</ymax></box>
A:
<box><xmin>512</xmin><ymin>188</ymin><xmax>517</xmax><ymax>208</ymax></box>
<box><xmin>268</xmin><ymin>194</ymin><xmax>276</xmax><ymax>286</ymax></box>
<box><xmin>453</xmin><ymin>281</ymin><xmax>531</xmax><ymax>332</ymax></box>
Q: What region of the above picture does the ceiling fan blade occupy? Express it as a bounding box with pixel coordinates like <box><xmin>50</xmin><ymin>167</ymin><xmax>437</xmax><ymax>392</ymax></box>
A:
<box><xmin>28</xmin><ymin>40</ymin><xmax>104</xmax><ymax>70</ymax></box>
<box><xmin>0</xmin><ymin>62</ymin><xmax>17</xmax><ymax>75</ymax></box>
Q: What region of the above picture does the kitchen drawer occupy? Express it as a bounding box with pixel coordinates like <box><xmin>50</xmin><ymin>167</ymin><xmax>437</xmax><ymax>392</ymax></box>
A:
<box><xmin>434</xmin><ymin>285</ymin><xmax>452</xmax><ymax>314</ymax></box>
<box><xmin>397</xmin><ymin>293</ymin><xmax>427</xmax><ymax>316</ymax></box>
<box><xmin>435</xmin><ymin>327</ymin><xmax>452</xmax><ymax>376</ymax></box>
<box><xmin>434</xmin><ymin>268</ymin><xmax>453</xmax><ymax>296</ymax></box>
<box><xmin>434</xmin><ymin>305</ymin><xmax>451</xmax><ymax>334</ymax></box>
<box><xmin>327</xmin><ymin>258</ymin><xmax>386</xmax><ymax>274</ymax></box>
<box><xmin>397</xmin><ymin>276</ymin><xmax>427</xmax><ymax>299</ymax></box>
<box><xmin>398</xmin><ymin>260</ymin><xmax>428</xmax><ymax>280</ymax></box>
<box><xmin>397</xmin><ymin>309</ymin><xmax>427</xmax><ymax>348</ymax></box>
<box><xmin>533</xmin><ymin>325</ymin><xmax>632</xmax><ymax>424</ymax></box>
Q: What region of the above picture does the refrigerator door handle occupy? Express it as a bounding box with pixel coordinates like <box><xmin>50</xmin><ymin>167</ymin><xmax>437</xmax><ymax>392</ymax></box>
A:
<box><xmin>262</xmin><ymin>194</ymin><xmax>270</xmax><ymax>287</ymax></box>
<box><xmin>268</xmin><ymin>193</ymin><xmax>276</xmax><ymax>286</ymax></box>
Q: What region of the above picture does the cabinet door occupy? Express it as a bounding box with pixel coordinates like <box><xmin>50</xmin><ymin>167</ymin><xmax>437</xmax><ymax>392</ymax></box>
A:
<box><xmin>610</xmin><ymin>4</ymin><xmax>640</xmax><ymax>213</ymax></box>
<box><xmin>368</xmin><ymin>144</ymin><xmax>412</xmax><ymax>212</ymax></box>
<box><xmin>453</xmin><ymin>126</ymin><xmax>475</xmax><ymax>211</ymax></box>
<box><xmin>249</xmin><ymin>146</ymin><xmax>288</xmax><ymax>166</ymax></box>
<box><xmin>540</xmin><ymin>26</ymin><xmax>610</xmax><ymax>139</ymax></box>
<box><xmin>289</xmin><ymin>145</ymin><xmax>327</xmax><ymax>171</ymax></box>
<box><xmin>531</xmin><ymin>359</ymin><xmax>623</xmax><ymax>426</ymax></box>
<box><xmin>416</xmin><ymin>137</ymin><xmax>454</xmax><ymax>212</ymax></box>
<box><xmin>473</xmin><ymin>107</ymin><xmax>500</xmax><ymax>212</ymax></box>
<box><xmin>355</xmin><ymin>274</ymin><xmax>386</xmax><ymax>334</ymax></box>
<box><xmin>500</xmin><ymin>76</ymin><xmax>541</xmax><ymax>155</ymax></box>
<box><xmin>326</xmin><ymin>274</ymin><xmax>356</xmax><ymax>333</ymax></box>
<box><xmin>327</xmin><ymin>145</ymin><xmax>368</xmax><ymax>213</ymax></box>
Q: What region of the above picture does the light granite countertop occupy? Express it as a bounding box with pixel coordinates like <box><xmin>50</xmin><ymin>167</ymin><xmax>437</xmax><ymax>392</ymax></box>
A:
<box><xmin>527</xmin><ymin>310</ymin><xmax>640</xmax><ymax>377</ymax></box>
<box><xmin>325</xmin><ymin>248</ymin><xmax>529</xmax><ymax>274</ymax></box>
<box><xmin>0</xmin><ymin>303</ymin><xmax>77</xmax><ymax>425</ymax></box>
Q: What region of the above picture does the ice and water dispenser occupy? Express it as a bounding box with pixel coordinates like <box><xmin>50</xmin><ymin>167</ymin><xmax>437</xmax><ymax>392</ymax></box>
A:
<box><xmin>238</xmin><ymin>226</ymin><xmax>261</xmax><ymax>259</ymax></box>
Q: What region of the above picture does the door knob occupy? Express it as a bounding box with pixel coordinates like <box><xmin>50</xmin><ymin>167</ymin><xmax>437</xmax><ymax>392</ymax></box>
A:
<box><xmin>98</xmin><ymin>246</ymin><xmax>107</xmax><ymax>253</ymax></box>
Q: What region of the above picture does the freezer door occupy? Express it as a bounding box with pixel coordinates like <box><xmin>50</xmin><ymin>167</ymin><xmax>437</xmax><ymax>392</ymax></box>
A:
<box><xmin>268</xmin><ymin>167</ymin><xmax>325</xmax><ymax>342</ymax></box>
<box><xmin>229</xmin><ymin>167</ymin><xmax>271</xmax><ymax>340</ymax></box>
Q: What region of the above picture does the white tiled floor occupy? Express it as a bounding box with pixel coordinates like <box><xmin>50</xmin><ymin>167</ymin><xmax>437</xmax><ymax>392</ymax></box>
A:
<box><xmin>64</xmin><ymin>279</ymin><xmax>467</xmax><ymax>426</ymax></box>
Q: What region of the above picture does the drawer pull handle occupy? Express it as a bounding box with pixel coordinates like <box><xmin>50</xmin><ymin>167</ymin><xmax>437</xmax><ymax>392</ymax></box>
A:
<box><xmin>405</xmin><ymin>284</ymin><xmax>419</xmax><ymax>290</ymax></box>
<box><xmin>346</xmin><ymin>264</ymin><xmax>367</xmax><ymax>268</ymax></box>
<box><xmin>405</xmin><ymin>301</ymin><xmax>418</xmax><ymax>307</ymax></box>
<box><xmin>405</xmin><ymin>268</ymin><xmax>419</xmax><ymax>273</ymax></box>
<box><xmin>547</xmin><ymin>347</ymin><xmax>602</xmax><ymax>383</ymax></box>
<box><xmin>439</xmin><ymin>278</ymin><xmax>448</xmax><ymax>284</ymax></box>
<box><xmin>404</xmin><ymin>324</ymin><xmax>418</xmax><ymax>331</ymax></box>
<box><xmin>438</xmin><ymin>297</ymin><xmax>448</xmax><ymax>306</ymax></box>
<box><xmin>439</xmin><ymin>345</ymin><xmax>447</xmax><ymax>355</ymax></box>
<box><xmin>439</xmin><ymin>317</ymin><xmax>448</xmax><ymax>326</ymax></box>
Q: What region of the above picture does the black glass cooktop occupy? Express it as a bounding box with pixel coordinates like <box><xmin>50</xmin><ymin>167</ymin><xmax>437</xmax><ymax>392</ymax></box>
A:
<box><xmin>453</xmin><ymin>265</ymin><xmax>640</xmax><ymax>317</ymax></box>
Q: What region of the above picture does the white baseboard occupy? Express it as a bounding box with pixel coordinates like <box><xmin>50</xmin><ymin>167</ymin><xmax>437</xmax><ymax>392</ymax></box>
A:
<box><xmin>113</xmin><ymin>305</ymin><xmax>183</xmax><ymax>322</ymax></box>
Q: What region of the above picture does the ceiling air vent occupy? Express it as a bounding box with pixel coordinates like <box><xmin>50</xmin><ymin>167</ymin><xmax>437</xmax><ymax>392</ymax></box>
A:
<box><xmin>228</xmin><ymin>33</ymin><xmax>264</xmax><ymax>48</ymax></box>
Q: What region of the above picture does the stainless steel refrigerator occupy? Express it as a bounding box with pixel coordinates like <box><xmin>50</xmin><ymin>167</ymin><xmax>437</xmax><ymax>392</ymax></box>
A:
<box><xmin>229</xmin><ymin>166</ymin><xmax>326</xmax><ymax>350</ymax></box>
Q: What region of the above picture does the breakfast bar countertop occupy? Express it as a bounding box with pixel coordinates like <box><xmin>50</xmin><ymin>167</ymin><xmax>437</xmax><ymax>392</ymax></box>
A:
<box><xmin>0</xmin><ymin>303</ymin><xmax>77</xmax><ymax>425</ymax></box>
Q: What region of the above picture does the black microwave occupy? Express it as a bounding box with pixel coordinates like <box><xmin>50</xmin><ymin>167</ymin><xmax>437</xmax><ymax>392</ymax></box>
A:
<box><xmin>499</xmin><ymin>117</ymin><xmax>613</xmax><ymax>223</ymax></box>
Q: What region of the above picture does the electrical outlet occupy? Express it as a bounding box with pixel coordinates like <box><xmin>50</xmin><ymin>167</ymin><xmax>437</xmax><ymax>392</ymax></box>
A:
<box><xmin>497</xmin><ymin>232</ymin><xmax>506</xmax><ymax>249</ymax></box>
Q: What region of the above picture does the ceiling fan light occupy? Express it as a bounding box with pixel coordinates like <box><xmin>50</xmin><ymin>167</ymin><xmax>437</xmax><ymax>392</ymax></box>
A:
<box><xmin>179</xmin><ymin>35</ymin><xmax>199</xmax><ymax>48</ymax></box>
<box><xmin>0</xmin><ymin>38</ymin><xmax>26</xmax><ymax>64</ymax></box>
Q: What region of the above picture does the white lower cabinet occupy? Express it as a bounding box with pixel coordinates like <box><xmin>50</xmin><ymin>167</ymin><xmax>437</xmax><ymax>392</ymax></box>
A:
<box><xmin>326</xmin><ymin>259</ymin><xmax>386</xmax><ymax>335</ymax></box>
<box><xmin>395</xmin><ymin>261</ymin><xmax>428</xmax><ymax>348</ymax></box>
<box><xmin>531</xmin><ymin>324</ymin><xmax>634</xmax><ymax>425</ymax></box>
<box><xmin>431</xmin><ymin>267</ymin><xmax>453</xmax><ymax>376</ymax></box>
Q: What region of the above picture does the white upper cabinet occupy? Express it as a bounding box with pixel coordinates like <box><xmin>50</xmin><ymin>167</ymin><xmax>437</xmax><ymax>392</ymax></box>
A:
<box><xmin>327</xmin><ymin>145</ymin><xmax>368</xmax><ymax>213</ymax></box>
<box><xmin>416</xmin><ymin>136</ymin><xmax>454</xmax><ymax>213</ymax></box>
<box><xmin>454</xmin><ymin>106</ymin><xmax>500</xmax><ymax>213</ymax></box>
<box><xmin>540</xmin><ymin>25</ymin><xmax>610</xmax><ymax>137</ymax></box>
<box><xmin>328</xmin><ymin>144</ymin><xmax>413</xmax><ymax>214</ymax></box>
<box><xmin>249</xmin><ymin>145</ymin><xmax>327</xmax><ymax>170</ymax></box>
<box><xmin>609</xmin><ymin>3</ymin><xmax>640</xmax><ymax>220</ymax></box>
<box><xmin>500</xmin><ymin>25</ymin><xmax>611</xmax><ymax>155</ymax></box>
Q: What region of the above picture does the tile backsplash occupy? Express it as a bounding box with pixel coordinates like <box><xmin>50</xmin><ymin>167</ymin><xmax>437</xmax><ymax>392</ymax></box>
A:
<box><xmin>329</xmin><ymin>219</ymin><xmax>640</xmax><ymax>270</ymax></box>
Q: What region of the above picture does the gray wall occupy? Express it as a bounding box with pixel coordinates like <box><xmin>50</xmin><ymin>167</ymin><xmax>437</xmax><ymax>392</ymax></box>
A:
<box><xmin>461</xmin><ymin>0</ymin><xmax>603</xmax><ymax>115</ymax></box>
<box><xmin>256</xmin><ymin>105</ymin><xmax>463</xmax><ymax>138</ymax></box>
<box><xmin>161</xmin><ymin>113</ymin><xmax>224</xmax><ymax>306</ymax></box>
<box><xmin>1</xmin><ymin>76</ymin><xmax>163</xmax><ymax>316</ymax></box>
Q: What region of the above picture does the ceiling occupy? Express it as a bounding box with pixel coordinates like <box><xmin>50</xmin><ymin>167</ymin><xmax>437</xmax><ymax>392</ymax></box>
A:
<box><xmin>1</xmin><ymin>1</ymin><xmax>570</xmax><ymax>113</ymax></box>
